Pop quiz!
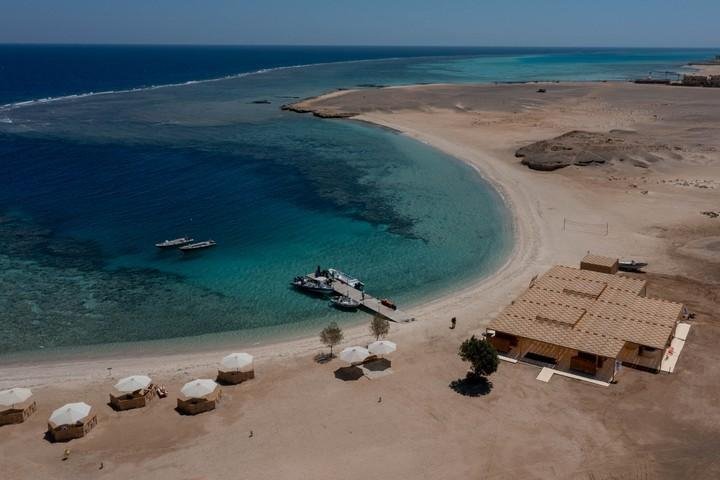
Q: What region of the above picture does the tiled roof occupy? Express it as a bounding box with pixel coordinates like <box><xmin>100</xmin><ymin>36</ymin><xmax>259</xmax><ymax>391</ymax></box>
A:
<box><xmin>581</xmin><ymin>254</ymin><xmax>618</xmax><ymax>268</ymax></box>
<box><xmin>488</xmin><ymin>265</ymin><xmax>683</xmax><ymax>357</ymax></box>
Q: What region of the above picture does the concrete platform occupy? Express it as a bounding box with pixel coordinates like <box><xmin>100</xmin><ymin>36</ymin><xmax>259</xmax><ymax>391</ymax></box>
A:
<box><xmin>536</xmin><ymin>367</ymin><xmax>554</xmax><ymax>382</ymax></box>
<box><xmin>536</xmin><ymin>367</ymin><xmax>610</xmax><ymax>386</ymax></box>
<box><xmin>661</xmin><ymin>322</ymin><xmax>691</xmax><ymax>373</ymax></box>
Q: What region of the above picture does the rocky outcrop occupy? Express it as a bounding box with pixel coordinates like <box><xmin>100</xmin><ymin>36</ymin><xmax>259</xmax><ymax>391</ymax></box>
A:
<box><xmin>515</xmin><ymin>130</ymin><xmax>677</xmax><ymax>171</ymax></box>
<box><xmin>281</xmin><ymin>102</ymin><xmax>357</xmax><ymax>118</ymax></box>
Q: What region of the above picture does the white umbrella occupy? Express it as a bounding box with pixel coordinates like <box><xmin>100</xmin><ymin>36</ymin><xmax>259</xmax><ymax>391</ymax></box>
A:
<box><xmin>114</xmin><ymin>375</ymin><xmax>152</xmax><ymax>393</ymax></box>
<box><xmin>339</xmin><ymin>346</ymin><xmax>370</xmax><ymax>364</ymax></box>
<box><xmin>49</xmin><ymin>402</ymin><xmax>92</xmax><ymax>426</ymax></box>
<box><xmin>220</xmin><ymin>352</ymin><xmax>254</xmax><ymax>372</ymax></box>
<box><xmin>180</xmin><ymin>379</ymin><xmax>218</xmax><ymax>399</ymax></box>
<box><xmin>0</xmin><ymin>387</ymin><xmax>32</xmax><ymax>407</ymax></box>
<box><xmin>368</xmin><ymin>340</ymin><xmax>397</xmax><ymax>356</ymax></box>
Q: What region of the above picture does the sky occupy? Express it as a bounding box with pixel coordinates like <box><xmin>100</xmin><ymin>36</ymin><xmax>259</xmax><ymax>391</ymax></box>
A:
<box><xmin>1</xmin><ymin>0</ymin><xmax>718</xmax><ymax>47</ymax></box>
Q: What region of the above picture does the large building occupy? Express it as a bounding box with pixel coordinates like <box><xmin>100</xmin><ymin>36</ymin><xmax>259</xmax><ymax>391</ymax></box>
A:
<box><xmin>487</xmin><ymin>255</ymin><xmax>685</xmax><ymax>382</ymax></box>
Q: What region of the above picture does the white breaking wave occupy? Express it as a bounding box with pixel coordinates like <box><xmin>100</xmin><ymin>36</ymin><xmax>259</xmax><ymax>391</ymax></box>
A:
<box><xmin>0</xmin><ymin>56</ymin><xmax>408</xmax><ymax>113</ymax></box>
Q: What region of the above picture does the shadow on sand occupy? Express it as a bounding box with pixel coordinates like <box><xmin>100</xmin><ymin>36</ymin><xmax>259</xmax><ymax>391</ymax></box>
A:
<box><xmin>362</xmin><ymin>358</ymin><xmax>391</xmax><ymax>372</ymax></box>
<box><xmin>334</xmin><ymin>366</ymin><xmax>364</xmax><ymax>381</ymax></box>
<box><xmin>449</xmin><ymin>374</ymin><xmax>493</xmax><ymax>397</ymax></box>
<box><xmin>314</xmin><ymin>353</ymin><xmax>334</xmax><ymax>364</ymax></box>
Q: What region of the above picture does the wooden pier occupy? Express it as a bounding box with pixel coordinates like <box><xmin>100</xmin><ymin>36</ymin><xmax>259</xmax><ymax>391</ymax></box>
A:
<box><xmin>308</xmin><ymin>273</ymin><xmax>414</xmax><ymax>323</ymax></box>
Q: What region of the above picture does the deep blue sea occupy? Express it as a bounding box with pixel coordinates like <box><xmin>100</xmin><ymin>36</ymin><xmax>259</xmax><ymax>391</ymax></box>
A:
<box><xmin>0</xmin><ymin>45</ymin><xmax>715</xmax><ymax>358</ymax></box>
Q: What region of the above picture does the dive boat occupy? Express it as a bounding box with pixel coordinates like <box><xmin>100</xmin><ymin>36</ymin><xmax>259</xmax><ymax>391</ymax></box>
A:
<box><xmin>330</xmin><ymin>294</ymin><xmax>361</xmax><ymax>310</ymax></box>
<box><xmin>327</xmin><ymin>268</ymin><xmax>365</xmax><ymax>291</ymax></box>
<box><xmin>179</xmin><ymin>240</ymin><xmax>217</xmax><ymax>252</ymax></box>
<box><xmin>292</xmin><ymin>275</ymin><xmax>334</xmax><ymax>295</ymax></box>
<box><xmin>155</xmin><ymin>237</ymin><xmax>194</xmax><ymax>248</ymax></box>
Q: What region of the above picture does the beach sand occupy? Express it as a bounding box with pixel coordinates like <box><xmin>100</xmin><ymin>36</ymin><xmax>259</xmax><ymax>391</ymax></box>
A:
<box><xmin>2</xmin><ymin>82</ymin><xmax>720</xmax><ymax>479</ymax></box>
<box><xmin>688</xmin><ymin>63</ymin><xmax>720</xmax><ymax>76</ymax></box>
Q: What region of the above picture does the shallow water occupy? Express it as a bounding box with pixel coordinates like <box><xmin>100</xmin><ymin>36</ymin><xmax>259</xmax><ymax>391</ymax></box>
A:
<box><xmin>0</xmin><ymin>46</ymin><xmax>714</xmax><ymax>357</ymax></box>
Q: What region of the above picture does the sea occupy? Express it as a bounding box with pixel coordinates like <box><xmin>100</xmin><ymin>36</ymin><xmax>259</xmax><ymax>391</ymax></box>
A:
<box><xmin>0</xmin><ymin>45</ymin><xmax>714</xmax><ymax>360</ymax></box>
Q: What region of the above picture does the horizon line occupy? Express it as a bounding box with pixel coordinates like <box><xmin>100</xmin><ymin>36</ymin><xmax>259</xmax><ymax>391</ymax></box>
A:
<box><xmin>0</xmin><ymin>42</ymin><xmax>718</xmax><ymax>50</ymax></box>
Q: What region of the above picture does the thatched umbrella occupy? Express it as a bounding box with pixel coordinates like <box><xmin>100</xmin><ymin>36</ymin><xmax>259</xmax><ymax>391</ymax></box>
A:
<box><xmin>177</xmin><ymin>379</ymin><xmax>221</xmax><ymax>415</ymax></box>
<box><xmin>217</xmin><ymin>353</ymin><xmax>255</xmax><ymax>384</ymax></box>
<box><xmin>181</xmin><ymin>379</ymin><xmax>218</xmax><ymax>399</ymax></box>
<box><xmin>114</xmin><ymin>375</ymin><xmax>152</xmax><ymax>393</ymax></box>
<box><xmin>49</xmin><ymin>402</ymin><xmax>92</xmax><ymax>426</ymax></box>
<box><xmin>0</xmin><ymin>388</ymin><xmax>32</xmax><ymax>408</ymax></box>
<box><xmin>0</xmin><ymin>388</ymin><xmax>36</xmax><ymax>426</ymax></box>
<box><xmin>221</xmin><ymin>353</ymin><xmax>254</xmax><ymax>372</ymax></box>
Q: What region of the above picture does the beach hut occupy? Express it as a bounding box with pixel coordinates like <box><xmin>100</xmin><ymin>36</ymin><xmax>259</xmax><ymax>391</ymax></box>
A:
<box><xmin>109</xmin><ymin>375</ymin><xmax>156</xmax><ymax>411</ymax></box>
<box><xmin>0</xmin><ymin>388</ymin><xmax>37</xmax><ymax>426</ymax></box>
<box><xmin>217</xmin><ymin>353</ymin><xmax>255</xmax><ymax>385</ymax></box>
<box><xmin>47</xmin><ymin>402</ymin><xmax>97</xmax><ymax>442</ymax></box>
<box><xmin>177</xmin><ymin>379</ymin><xmax>221</xmax><ymax>415</ymax></box>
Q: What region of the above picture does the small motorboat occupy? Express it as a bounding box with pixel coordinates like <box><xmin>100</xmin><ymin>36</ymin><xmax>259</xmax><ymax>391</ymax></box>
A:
<box><xmin>380</xmin><ymin>298</ymin><xmax>397</xmax><ymax>310</ymax></box>
<box><xmin>179</xmin><ymin>240</ymin><xmax>217</xmax><ymax>252</ymax></box>
<box><xmin>330</xmin><ymin>295</ymin><xmax>361</xmax><ymax>310</ymax></box>
<box><xmin>292</xmin><ymin>275</ymin><xmax>334</xmax><ymax>295</ymax></box>
<box><xmin>619</xmin><ymin>259</ymin><xmax>648</xmax><ymax>272</ymax></box>
<box><xmin>155</xmin><ymin>237</ymin><xmax>194</xmax><ymax>248</ymax></box>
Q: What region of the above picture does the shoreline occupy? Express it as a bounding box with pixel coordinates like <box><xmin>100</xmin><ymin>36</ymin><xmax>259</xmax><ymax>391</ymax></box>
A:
<box><xmin>0</xmin><ymin>132</ymin><xmax>524</xmax><ymax>387</ymax></box>
<box><xmin>3</xmin><ymin>80</ymin><xmax>720</xmax><ymax>479</ymax></box>
<box><xmin>4</xmin><ymin>80</ymin><xmax>719</xmax><ymax>387</ymax></box>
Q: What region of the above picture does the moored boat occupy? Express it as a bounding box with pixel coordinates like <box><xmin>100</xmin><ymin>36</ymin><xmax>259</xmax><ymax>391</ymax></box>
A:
<box><xmin>292</xmin><ymin>275</ymin><xmax>334</xmax><ymax>295</ymax></box>
<box><xmin>327</xmin><ymin>268</ymin><xmax>364</xmax><ymax>291</ymax></box>
<box><xmin>179</xmin><ymin>240</ymin><xmax>217</xmax><ymax>252</ymax></box>
<box><xmin>155</xmin><ymin>237</ymin><xmax>194</xmax><ymax>248</ymax></box>
<box><xmin>330</xmin><ymin>294</ymin><xmax>361</xmax><ymax>310</ymax></box>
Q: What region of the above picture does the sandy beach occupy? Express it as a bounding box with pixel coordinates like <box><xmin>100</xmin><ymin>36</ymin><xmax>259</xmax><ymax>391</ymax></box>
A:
<box><xmin>2</xmin><ymin>81</ymin><xmax>720</xmax><ymax>479</ymax></box>
<box><xmin>688</xmin><ymin>63</ymin><xmax>720</xmax><ymax>76</ymax></box>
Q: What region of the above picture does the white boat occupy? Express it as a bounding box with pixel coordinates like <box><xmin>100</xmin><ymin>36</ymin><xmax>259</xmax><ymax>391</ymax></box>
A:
<box><xmin>292</xmin><ymin>275</ymin><xmax>334</xmax><ymax>295</ymax></box>
<box><xmin>327</xmin><ymin>268</ymin><xmax>364</xmax><ymax>291</ymax></box>
<box><xmin>179</xmin><ymin>240</ymin><xmax>217</xmax><ymax>252</ymax></box>
<box><xmin>330</xmin><ymin>294</ymin><xmax>361</xmax><ymax>310</ymax></box>
<box><xmin>155</xmin><ymin>237</ymin><xmax>194</xmax><ymax>248</ymax></box>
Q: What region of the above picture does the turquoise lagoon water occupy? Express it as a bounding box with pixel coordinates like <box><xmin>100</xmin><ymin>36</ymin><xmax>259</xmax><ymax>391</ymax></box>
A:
<box><xmin>0</xmin><ymin>47</ymin><xmax>715</xmax><ymax>358</ymax></box>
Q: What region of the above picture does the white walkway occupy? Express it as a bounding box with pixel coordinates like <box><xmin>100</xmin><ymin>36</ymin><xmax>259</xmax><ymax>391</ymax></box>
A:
<box><xmin>536</xmin><ymin>367</ymin><xmax>610</xmax><ymax>387</ymax></box>
<box><xmin>661</xmin><ymin>322</ymin><xmax>691</xmax><ymax>373</ymax></box>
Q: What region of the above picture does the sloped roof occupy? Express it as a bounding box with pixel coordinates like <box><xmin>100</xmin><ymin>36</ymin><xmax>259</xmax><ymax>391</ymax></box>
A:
<box><xmin>581</xmin><ymin>254</ymin><xmax>618</xmax><ymax>268</ymax></box>
<box><xmin>489</xmin><ymin>265</ymin><xmax>683</xmax><ymax>357</ymax></box>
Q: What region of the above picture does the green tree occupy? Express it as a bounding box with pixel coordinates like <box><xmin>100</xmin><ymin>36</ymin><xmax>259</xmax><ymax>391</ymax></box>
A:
<box><xmin>458</xmin><ymin>335</ymin><xmax>498</xmax><ymax>378</ymax></box>
<box><xmin>369</xmin><ymin>315</ymin><xmax>390</xmax><ymax>341</ymax></box>
<box><xmin>320</xmin><ymin>322</ymin><xmax>344</xmax><ymax>357</ymax></box>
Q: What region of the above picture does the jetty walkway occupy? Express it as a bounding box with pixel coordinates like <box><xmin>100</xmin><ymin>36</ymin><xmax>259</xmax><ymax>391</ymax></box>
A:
<box><xmin>307</xmin><ymin>273</ymin><xmax>414</xmax><ymax>323</ymax></box>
